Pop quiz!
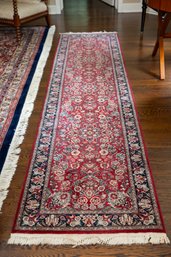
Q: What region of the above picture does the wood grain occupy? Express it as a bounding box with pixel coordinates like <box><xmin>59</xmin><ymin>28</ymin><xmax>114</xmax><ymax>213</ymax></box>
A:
<box><xmin>0</xmin><ymin>0</ymin><xmax>171</xmax><ymax>256</ymax></box>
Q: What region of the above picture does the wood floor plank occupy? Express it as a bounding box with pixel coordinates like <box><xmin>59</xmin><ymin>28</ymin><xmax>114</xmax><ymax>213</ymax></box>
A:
<box><xmin>0</xmin><ymin>0</ymin><xmax>171</xmax><ymax>256</ymax></box>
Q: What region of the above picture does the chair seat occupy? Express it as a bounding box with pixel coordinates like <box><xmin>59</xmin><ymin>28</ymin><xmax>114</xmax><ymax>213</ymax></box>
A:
<box><xmin>0</xmin><ymin>0</ymin><xmax>50</xmax><ymax>42</ymax></box>
<box><xmin>0</xmin><ymin>1</ymin><xmax>47</xmax><ymax>20</ymax></box>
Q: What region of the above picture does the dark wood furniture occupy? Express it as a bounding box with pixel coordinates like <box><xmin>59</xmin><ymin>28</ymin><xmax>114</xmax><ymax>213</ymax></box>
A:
<box><xmin>141</xmin><ymin>0</ymin><xmax>148</xmax><ymax>32</ymax></box>
<box><xmin>141</xmin><ymin>0</ymin><xmax>159</xmax><ymax>33</ymax></box>
<box><xmin>1</xmin><ymin>2</ymin><xmax>171</xmax><ymax>255</ymax></box>
<box><xmin>0</xmin><ymin>0</ymin><xmax>50</xmax><ymax>42</ymax></box>
<box><xmin>142</xmin><ymin>0</ymin><xmax>171</xmax><ymax>79</ymax></box>
<box><xmin>148</xmin><ymin>0</ymin><xmax>171</xmax><ymax>79</ymax></box>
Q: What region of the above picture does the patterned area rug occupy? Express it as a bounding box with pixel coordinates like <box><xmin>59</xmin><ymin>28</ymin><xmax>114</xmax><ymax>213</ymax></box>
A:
<box><xmin>0</xmin><ymin>26</ymin><xmax>55</xmax><ymax>211</ymax></box>
<box><xmin>9</xmin><ymin>32</ymin><xmax>170</xmax><ymax>246</ymax></box>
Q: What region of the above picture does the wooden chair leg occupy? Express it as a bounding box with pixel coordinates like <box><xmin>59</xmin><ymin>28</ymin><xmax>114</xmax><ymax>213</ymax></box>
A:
<box><xmin>16</xmin><ymin>26</ymin><xmax>21</xmax><ymax>43</ymax></box>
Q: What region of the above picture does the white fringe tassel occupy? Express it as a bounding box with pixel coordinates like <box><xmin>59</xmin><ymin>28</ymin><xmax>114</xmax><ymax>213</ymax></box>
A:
<box><xmin>8</xmin><ymin>232</ymin><xmax>170</xmax><ymax>246</ymax></box>
<box><xmin>0</xmin><ymin>25</ymin><xmax>55</xmax><ymax>212</ymax></box>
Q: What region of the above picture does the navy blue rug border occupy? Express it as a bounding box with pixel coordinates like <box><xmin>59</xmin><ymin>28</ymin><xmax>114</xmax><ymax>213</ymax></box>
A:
<box><xmin>0</xmin><ymin>27</ymin><xmax>49</xmax><ymax>173</ymax></box>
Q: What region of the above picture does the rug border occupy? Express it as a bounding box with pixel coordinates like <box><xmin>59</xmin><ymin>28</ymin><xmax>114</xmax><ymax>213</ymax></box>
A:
<box><xmin>115</xmin><ymin>34</ymin><xmax>168</xmax><ymax>234</ymax></box>
<box><xmin>8</xmin><ymin>32</ymin><xmax>170</xmax><ymax>245</ymax></box>
<box><xmin>0</xmin><ymin>25</ymin><xmax>55</xmax><ymax>212</ymax></box>
<box><xmin>0</xmin><ymin>27</ymin><xmax>48</xmax><ymax>173</ymax></box>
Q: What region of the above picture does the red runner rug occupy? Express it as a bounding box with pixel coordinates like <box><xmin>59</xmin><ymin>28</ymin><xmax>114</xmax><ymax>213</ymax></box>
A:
<box><xmin>9</xmin><ymin>32</ymin><xmax>170</xmax><ymax>246</ymax></box>
<box><xmin>0</xmin><ymin>26</ymin><xmax>55</xmax><ymax>211</ymax></box>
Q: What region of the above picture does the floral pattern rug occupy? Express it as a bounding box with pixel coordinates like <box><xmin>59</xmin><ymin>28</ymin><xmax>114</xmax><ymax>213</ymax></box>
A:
<box><xmin>9</xmin><ymin>32</ymin><xmax>170</xmax><ymax>246</ymax></box>
<box><xmin>0</xmin><ymin>27</ymin><xmax>46</xmax><ymax>169</ymax></box>
<box><xmin>0</xmin><ymin>26</ymin><xmax>55</xmax><ymax>211</ymax></box>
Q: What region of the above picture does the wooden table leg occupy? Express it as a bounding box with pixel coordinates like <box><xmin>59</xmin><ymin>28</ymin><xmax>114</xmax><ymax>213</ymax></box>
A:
<box><xmin>141</xmin><ymin>0</ymin><xmax>147</xmax><ymax>32</ymax></box>
<box><xmin>159</xmin><ymin>36</ymin><xmax>165</xmax><ymax>79</ymax></box>
<box><xmin>152</xmin><ymin>12</ymin><xmax>171</xmax><ymax>79</ymax></box>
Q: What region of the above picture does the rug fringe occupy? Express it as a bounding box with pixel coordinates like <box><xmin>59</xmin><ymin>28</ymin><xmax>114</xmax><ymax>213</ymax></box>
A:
<box><xmin>0</xmin><ymin>25</ymin><xmax>55</xmax><ymax>212</ymax></box>
<box><xmin>8</xmin><ymin>233</ymin><xmax>170</xmax><ymax>246</ymax></box>
<box><xmin>60</xmin><ymin>31</ymin><xmax>117</xmax><ymax>35</ymax></box>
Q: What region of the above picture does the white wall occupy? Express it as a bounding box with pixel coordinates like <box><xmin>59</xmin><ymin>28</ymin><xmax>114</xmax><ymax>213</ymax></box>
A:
<box><xmin>49</xmin><ymin>0</ymin><xmax>154</xmax><ymax>15</ymax></box>
<box><xmin>115</xmin><ymin>0</ymin><xmax>142</xmax><ymax>13</ymax></box>
<box><xmin>48</xmin><ymin>0</ymin><xmax>63</xmax><ymax>14</ymax></box>
<box><xmin>101</xmin><ymin>0</ymin><xmax>115</xmax><ymax>6</ymax></box>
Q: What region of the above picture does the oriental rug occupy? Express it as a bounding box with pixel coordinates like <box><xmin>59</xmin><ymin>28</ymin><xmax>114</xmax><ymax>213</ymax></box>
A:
<box><xmin>9</xmin><ymin>32</ymin><xmax>170</xmax><ymax>246</ymax></box>
<box><xmin>0</xmin><ymin>26</ymin><xmax>55</xmax><ymax>211</ymax></box>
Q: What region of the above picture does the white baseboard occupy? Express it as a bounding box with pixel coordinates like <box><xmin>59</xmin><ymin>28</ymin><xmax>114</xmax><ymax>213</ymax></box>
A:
<box><xmin>116</xmin><ymin>3</ymin><xmax>157</xmax><ymax>14</ymax></box>
<box><xmin>48</xmin><ymin>1</ymin><xmax>63</xmax><ymax>14</ymax></box>
<box><xmin>117</xmin><ymin>3</ymin><xmax>141</xmax><ymax>13</ymax></box>
<box><xmin>147</xmin><ymin>7</ymin><xmax>157</xmax><ymax>15</ymax></box>
<box><xmin>101</xmin><ymin>0</ymin><xmax>115</xmax><ymax>6</ymax></box>
<box><xmin>49</xmin><ymin>1</ymin><xmax>156</xmax><ymax>15</ymax></box>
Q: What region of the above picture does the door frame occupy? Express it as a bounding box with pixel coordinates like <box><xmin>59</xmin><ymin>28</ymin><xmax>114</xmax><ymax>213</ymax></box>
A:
<box><xmin>48</xmin><ymin>0</ymin><xmax>64</xmax><ymax>14</ymax></box>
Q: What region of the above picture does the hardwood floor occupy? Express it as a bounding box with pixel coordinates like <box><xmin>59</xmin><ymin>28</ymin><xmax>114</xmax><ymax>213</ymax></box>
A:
<box><xmin>0</xmin><ymin>0</ymin><xmax>171</xmax><ymax>256</ymax></box>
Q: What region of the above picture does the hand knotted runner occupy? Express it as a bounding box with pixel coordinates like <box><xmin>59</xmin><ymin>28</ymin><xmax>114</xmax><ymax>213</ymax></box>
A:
<box><xmin>0</xmin><ymin>26</ymin><xmax>55</xmax><ymax>211</ymax></box>
<box><xmin>9</xmin><ymin>32</ymin><xmax>170</xmax><ymax>246</ymax></box>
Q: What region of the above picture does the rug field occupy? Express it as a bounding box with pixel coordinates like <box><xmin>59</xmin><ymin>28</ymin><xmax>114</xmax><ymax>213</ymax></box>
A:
<box><xmin>0</xmin><ymin>26</ymin><xmax>55</xmax><ymax>211</ymax></box>
<box><xmin>9</xmin><ymin>32</ymin><xmax>170</xmax><ymax>246</ymax></box>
